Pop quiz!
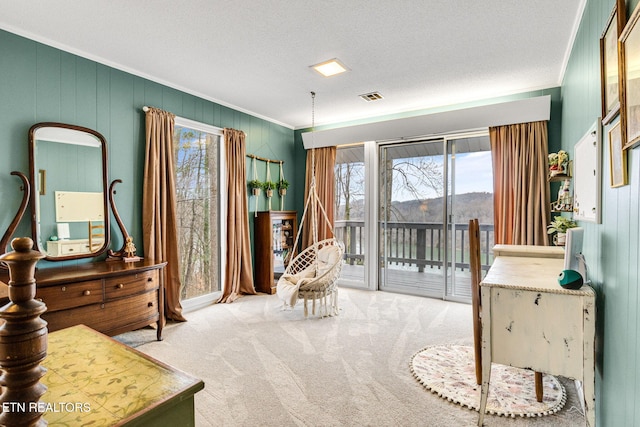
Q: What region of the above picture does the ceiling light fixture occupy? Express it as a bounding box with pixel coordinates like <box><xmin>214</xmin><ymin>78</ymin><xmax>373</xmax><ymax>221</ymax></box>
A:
<box><xmin>310</xmin><ymin>58</ymin><xmax>349</xmax><ymax>77</ymax></box>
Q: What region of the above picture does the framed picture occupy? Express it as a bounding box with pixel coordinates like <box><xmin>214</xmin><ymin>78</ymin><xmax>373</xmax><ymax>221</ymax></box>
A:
<box><xmin>608</xmin><ymin>121</ymin><xmax>628</xmax><ymax>187</ymax></box>
<box><xmin>621</xmin><ymin>2</ymin><xmax>640</xmax><ymax>149</ymax></box>
<box><xmin>600</xmin><ymin>0</ymin><xmax>626</xmax><ymax>125</ymax></box>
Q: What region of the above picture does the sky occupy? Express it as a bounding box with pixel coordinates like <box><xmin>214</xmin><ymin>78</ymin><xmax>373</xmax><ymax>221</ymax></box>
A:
<box><xmin>391</xmin><ymin>151</ymin><xmax>493</xmax><ymax>201</ymax></box>
<box><xmin>453</xmin><ymin>151</ymin><xmax>493</xmax><ymax>195</ymax></box>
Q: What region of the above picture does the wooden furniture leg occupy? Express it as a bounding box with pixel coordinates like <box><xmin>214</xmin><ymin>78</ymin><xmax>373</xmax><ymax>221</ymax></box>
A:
<box><xmin>470</xmin><ymin>220</ymin><xmax>543</xmax><ymax>401</ymax></box>
<box><xmin>0</xmin><ymin>237</ymin><xmax>47</xmax><ymax>427</ymax></box>
<box><xmin>477</xmin><ymin>286</ymin><xmax>492</xmax><ymax>427</ymax></box>
<box><xmin>535</xmin><ymin>372</ymin><xmax>543</xmax><ymax>402</ymax></box>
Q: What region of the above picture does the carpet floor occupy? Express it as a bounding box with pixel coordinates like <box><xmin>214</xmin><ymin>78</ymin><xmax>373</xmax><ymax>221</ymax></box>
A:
<box><xmin>117</xmin><ymin>288</ymin><xmax>587</xmax><ymax>426</ymax></box>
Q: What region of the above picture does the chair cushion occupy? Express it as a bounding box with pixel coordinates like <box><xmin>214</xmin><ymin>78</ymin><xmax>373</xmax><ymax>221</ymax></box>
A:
<box><xmin>318</xmin><ymin>245</ymin><xmax>341</xmax><ymax>264</ymax></box>
<box><xmin>283</xmin><ymin>265</ymin><xmax>316</xmax><ymax>285</ymax></box>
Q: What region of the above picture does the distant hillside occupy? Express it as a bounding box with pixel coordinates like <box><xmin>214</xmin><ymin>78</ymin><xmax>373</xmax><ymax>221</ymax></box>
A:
<box><xmin>337</xmin><ymin>192</ymin><xmax>493</xmax><ymax>224</ymax></box>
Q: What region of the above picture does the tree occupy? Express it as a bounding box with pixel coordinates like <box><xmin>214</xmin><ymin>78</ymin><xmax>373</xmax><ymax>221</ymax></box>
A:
<box><xmin>173</xmin><ymin>127</ymin><xmax>219</xmax><ymax>300</ymax></box>
<box><xmin>381</xmin><ymin>156</ymin><xmax>444</xmax><ymax>221</ymax></box>
<box><xmin>335</xmin><ymin>161</ymin><xmax>365</xmax><ymax>221</ymax></box>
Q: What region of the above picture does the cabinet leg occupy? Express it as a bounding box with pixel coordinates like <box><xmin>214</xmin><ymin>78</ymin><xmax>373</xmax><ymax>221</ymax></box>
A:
<box><xmin>583</xmin><ymin>372</ymin><xmax>595</xmax><ymax>426</ymax></box>
<box><xmin>157</xmin><ymin>283</ymin><xmax>165</xmax><ymax>341</ymax></box>
<box><xmin>535</xmin><ymin>371</ymin><xmax>543</xmax><ymax>402</ymax></box>
<box><xmin>477</xmin><ymin>360</ymin><xmax>491</xmax><ymax>426</ymax></box>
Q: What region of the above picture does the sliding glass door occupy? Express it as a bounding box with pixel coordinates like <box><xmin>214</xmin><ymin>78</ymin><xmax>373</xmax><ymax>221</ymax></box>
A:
<box><xmin>444</xmin><ymin>136</ymin><xmax>494</xmax><ymax>300</ymax></box>
<box><xmin>378</xmin><ymin>134</ymin><xmax>493</xmax><ymax>301</ymax></box>
<box><xmin>379</xmin><ymin>140</ymin><xmax>446</xmax><ymax>297</ymax></box>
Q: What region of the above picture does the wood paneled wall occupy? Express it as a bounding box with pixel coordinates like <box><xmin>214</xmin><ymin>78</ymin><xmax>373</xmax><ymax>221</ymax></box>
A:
<box><xmin>0</xmin><ymin>29</ymin><xmax>296</xmax><ymax>266</ymax></box>
<box><xmin>561</xmin><ymin>0</ymin><xmax>640</xmax><ymax>425</ymax></box>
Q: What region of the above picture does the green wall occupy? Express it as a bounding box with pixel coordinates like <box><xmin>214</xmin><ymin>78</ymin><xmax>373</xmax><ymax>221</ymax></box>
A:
<box><xmin>561</xmin><ymin>0</ymin><xmax>640</xmax><ymax>425</ymax></box>
<box><xmin>0</xmin><ymin>29</ymin><xmax>296</xmax><ymax>267</ymax></box>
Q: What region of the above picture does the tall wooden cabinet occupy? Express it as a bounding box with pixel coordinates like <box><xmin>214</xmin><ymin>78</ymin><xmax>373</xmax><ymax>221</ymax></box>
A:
<box><xmin>254</xmin><ymin>211</ymin><xmax>297</xmax><ymax>294</ymax></box>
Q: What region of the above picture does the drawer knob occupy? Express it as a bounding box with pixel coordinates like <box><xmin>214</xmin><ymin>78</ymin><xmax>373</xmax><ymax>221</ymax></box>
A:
<box><xmin>117</xmin><ymin>283</ymin><xmax>124</xmax><ymax>289</ymax></box>
<box><xmin>147</xmin><ymin>302</ymin><xmax>153</xmax><ymax>307</ymax></box>
<box><xmin>61</xmin><ymin>286</ymin><xmax>66</xmax><ymax>292</ymax></box>
<box><xmin>83</xmin><ymin>290</ymin><xmax>91</xmax><ymax>296</ymax></box>
<box><xmin>147</xmin><ymin>277</ymin><xmax>153</xmax><ymax>282</ymax></box>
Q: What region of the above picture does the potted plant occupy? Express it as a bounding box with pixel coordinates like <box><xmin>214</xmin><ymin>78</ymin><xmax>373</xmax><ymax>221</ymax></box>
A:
<box><xmin>547</xmin><ymin>216</ymin><xmax>577</xmax><ymax>246</ymax></box>
<box><xmin>248</xmin><ymin>179</ymin><xmax>262</xmax><ymax>196</ymax></box>
<box><xmin>277</xmin><ymin>179</ymin><xmax>289</xmax><ymax>196</ymax></box>
<box><xmin>548</xmin><ymin>150</ymin><xmax>569</xmax><ymax>176</ymax></box>
<box><xmin>262</xmin><ymin>180</ymin><xmax>277</xmax><ymax>197</ymax></box>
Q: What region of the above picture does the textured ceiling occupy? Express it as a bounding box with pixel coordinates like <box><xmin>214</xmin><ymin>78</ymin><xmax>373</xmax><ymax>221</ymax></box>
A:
<box><xmin>0</xmin><ymin>0</ymin><xmax>585</xmax><ymax>129</ymax></box>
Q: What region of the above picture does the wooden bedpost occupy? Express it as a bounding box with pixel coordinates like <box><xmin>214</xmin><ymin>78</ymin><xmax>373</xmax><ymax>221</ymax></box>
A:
<box><xmin>0</xmin><ymin>237</ymin><xmax>47</xmax><ymax>426</ymax></box>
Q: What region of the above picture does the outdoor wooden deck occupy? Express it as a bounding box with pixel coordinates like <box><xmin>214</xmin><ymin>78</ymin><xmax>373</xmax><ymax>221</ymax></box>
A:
<box><xmin>338</xmin><ymin>263</ymin><xmax>473</xmax><ymax>300</ymax></box>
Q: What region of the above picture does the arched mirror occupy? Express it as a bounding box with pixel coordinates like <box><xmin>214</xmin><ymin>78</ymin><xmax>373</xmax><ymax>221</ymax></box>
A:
<box><xmin>28</xmin><ymin>122</ymin><xmax>110</xmax><ymax>260</ymax></box>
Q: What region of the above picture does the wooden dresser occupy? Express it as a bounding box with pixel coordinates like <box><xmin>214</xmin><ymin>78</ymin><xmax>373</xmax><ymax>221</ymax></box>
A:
<box><xmin>0</xmin><ymin>259</ymin><xmax>166</xmax><ymax>340</ymax></box>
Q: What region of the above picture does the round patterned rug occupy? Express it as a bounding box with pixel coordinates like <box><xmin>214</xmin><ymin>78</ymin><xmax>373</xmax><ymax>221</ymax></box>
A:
<box><xmin>410</xmin><ymin>345</ymin><xmax>566</xmax><ymax>418</ymax></box>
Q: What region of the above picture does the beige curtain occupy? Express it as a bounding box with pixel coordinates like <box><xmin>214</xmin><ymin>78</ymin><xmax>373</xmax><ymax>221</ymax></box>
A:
<box><xmin>302</xmin><ymin>147</ymin><xmax>336</xmax><ymax>249</ymax></box>
<box><xmin>218</xmin><ymin>128</ymin><xmax>256</xmax><ymax>303</ymax></box>
<box><xmin>142</xmin><ymin>107</ymin><xmax>186</xmax><ymax>322</ymax></box>
<box><xmin>490</xmin><ymin>121</ymin><xmax>550</xmax><ymax>246</ymax></box>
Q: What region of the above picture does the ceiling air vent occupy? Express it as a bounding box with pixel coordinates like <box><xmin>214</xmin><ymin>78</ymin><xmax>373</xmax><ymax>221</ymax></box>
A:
<box><xmin>359</xmin><ymin>91</ymin><xmax>384</xmax><ymax>102</ymax></box>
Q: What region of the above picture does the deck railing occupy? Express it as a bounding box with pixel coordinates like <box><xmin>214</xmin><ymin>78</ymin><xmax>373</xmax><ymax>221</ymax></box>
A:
<box><xmin>334</xmin><ymin>220</ymin><xmax>494</xmax><ymax>272</ymax></box>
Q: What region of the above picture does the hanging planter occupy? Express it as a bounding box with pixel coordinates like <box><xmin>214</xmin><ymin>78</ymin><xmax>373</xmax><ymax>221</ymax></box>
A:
<box><xmin>262</xmin><ymin>180</ymin><xmax>277</xmax><ymax>198</ymax></box>
<box><xmin>248</xmin><ymin>179</ymin><xmax>262</xmax><ymax>196</ymax></box>
<box><xmin>278</xmin><ymin>179</ymin><xmax>289</xmax><ymax>196</ymax></box>
<box><xmin>264</xmin><ymin>160</ymin><xmax>275</xmax><ymax>210</ymax></box>
<box><xmin>250</xmin><ymin>155</ymin><xmax>261</xmax><ymax>216</ymax></box>
<box><xmin>278</xmin><ymin>162</ymin><xmax>287</xmax><ymax>210</ymax></box>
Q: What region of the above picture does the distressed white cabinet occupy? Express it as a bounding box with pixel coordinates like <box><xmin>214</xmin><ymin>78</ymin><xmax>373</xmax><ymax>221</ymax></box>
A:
<box><xmin>477</xmin><ymin>255</ymin><xmax>596</xmax><ymax>427</ymax></box>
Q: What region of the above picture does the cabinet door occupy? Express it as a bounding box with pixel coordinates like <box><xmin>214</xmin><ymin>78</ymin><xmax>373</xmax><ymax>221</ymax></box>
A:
<box><xmin>254</xmin><ymin>212</ymin><xmax>276</xmax><ymax>293</ymax></box>
<box><xmin>254</xmin><ymin>211</ymin><xmax>297</xmax><ymax>294</ymax></box>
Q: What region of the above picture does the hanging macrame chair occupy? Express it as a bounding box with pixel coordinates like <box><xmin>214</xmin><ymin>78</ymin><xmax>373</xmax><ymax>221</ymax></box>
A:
<box><xmin>276</xmin><ymin>92</ymin><xmax>343</xmax><ymax>317</ymax></box>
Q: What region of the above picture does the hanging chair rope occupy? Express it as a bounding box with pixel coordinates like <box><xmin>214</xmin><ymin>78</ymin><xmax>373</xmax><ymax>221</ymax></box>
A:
<box><xmin>276</xmin><ymin>92</ymin><xmax>343</xmax><ymax>317</ymax></box>
<box><xmin>266</xmin><ymin>160</ymin><xmax>272</xmax><ymax>210</ymax></box>
<box><xmin>288</xmin><ymin>92</ymin><xmax>336</xmax><ymax>264</ymax></box>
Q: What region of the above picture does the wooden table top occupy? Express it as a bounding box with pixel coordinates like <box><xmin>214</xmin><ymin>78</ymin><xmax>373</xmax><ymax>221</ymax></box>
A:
<box><xmin>41</xmin><ymin>325</ymin><xmax>203</xmax><ymax>426</ymax></box>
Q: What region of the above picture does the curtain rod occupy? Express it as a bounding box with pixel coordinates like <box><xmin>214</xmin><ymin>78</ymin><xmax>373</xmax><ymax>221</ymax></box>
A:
<box><xmin>247</xmin><ymin>154</ymin><xmax>284</xmax><ymax>164</ymax></box>
<box><xmin>143</xmin><ymin>105</ymin><xmax>246</xmax><ymax>136</ymax></box>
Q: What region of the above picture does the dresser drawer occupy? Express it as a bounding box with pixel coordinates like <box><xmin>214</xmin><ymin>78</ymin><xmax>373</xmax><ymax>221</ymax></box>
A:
<box><xmin>37</xmin><ymin>280</ymin><xmax>103</xmax><ymax>312</ymax></box>
<box><xmin>104</xmin><ymin>270</ymin><xmax>159</xmax><ymax>300</ymax></box>
<box><xmin>43</xmin><ymin>290</ymin><xmax>160</xmax><ymax>335</ymax></box>
<box><xmin>105</xmin><ymin>290</ymin><xmax>159</xmax><ymax>326</ymax></box>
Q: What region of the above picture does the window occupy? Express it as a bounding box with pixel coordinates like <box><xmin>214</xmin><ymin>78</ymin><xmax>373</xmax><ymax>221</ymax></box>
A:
<box><xmin>173</xmin><ymin>118</ymin><xmax>224</xmax><ymax>310</ymax></box>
